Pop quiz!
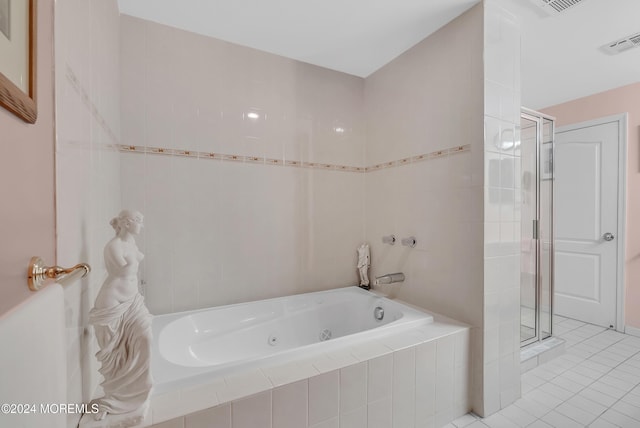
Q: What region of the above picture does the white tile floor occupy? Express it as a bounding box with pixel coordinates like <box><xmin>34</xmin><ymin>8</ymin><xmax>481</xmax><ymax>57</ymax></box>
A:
<box><xmin>446</xmin><ymin>316</ymin><xmax>640</xmax><ymax>428</ymax></box>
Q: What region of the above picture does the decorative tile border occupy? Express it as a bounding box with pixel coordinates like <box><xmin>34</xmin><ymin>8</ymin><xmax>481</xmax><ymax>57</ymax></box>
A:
<box><xmin>118</xmin><ymin>144</ymin><xmax>470</xmax><ymax>173</ymax></box>
<box><xmin>363</xmin><ymin>145</ymin><xmax>471</xmax><ymax>172</ymax></box>
<box><xmin>64</xmin><ymin>64</ymin><xmax>470</xmax><ymax>173</ymax></box>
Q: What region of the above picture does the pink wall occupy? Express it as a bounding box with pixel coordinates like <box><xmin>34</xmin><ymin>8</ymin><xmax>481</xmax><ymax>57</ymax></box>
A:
<box><xmin>0</xmin><ymin>0</ymin><xmax>55</xmax><ymax>317</ymax></box>
<box><xmin>542</xmin><ymin>82</ymin><xmax>640</xmax><ymax>329</ymax></box>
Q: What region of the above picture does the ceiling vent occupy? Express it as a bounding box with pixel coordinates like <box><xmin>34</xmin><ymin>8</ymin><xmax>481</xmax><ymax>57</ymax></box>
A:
<box><xmin>601</xmin><ymin>32</ymin><xmax>640</xmax><ymax>55</ymax></box>
<box><xmin>529</xmin><ymin>0</ymin><xmax>587</xmax><ymax>15</ymax></box>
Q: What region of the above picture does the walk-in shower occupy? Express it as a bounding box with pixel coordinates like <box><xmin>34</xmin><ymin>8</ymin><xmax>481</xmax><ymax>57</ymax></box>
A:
<box><xmin>520</xmin><ymin>108</ymin><xmax>555</xmax><ymax>346</ymax></box>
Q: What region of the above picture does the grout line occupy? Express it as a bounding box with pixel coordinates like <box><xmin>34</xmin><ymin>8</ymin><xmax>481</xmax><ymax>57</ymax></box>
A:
<box><xmin>65</xmin><ymin>65</ymin><xmax>120</xmax><ymax>146</ymax></box>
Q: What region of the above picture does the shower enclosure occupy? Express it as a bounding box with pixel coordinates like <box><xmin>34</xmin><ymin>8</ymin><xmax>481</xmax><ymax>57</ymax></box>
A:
<box><xmin>520</xmin><ymin>108</ymin><xmax>555</xmax><ymax>346</ymax></box>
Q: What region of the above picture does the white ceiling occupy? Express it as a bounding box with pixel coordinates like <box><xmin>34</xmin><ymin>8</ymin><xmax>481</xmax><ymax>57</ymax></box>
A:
<box><xmin>118</xmin><ymin>0</ymin><xmax>640</xmax><ymax>109</ymax></box>
<box><xmin>494</xmin><ymin>0</ymin><xmax>640</xmax><ymax>109</ymax></box>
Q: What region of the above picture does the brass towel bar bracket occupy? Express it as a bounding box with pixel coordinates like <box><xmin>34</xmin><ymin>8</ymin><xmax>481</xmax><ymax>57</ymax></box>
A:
<box><xmin>28</xmin><ymin>256</ymin><xmax>91</xmax><ymax>291</ymax></box>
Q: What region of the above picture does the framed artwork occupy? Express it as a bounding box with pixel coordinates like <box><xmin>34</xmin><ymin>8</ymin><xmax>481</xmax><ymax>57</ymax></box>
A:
<box><xmin>0</xmin><ymin>0</ymin><xmax>37</xmax><ymax>123</ymax></box>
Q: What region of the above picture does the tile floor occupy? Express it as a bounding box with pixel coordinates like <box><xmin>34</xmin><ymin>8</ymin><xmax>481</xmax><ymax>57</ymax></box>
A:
<box><xmin>446</xmin><ymin>316</ymin><xmax>640</xmax><ymax>428</ymax></box>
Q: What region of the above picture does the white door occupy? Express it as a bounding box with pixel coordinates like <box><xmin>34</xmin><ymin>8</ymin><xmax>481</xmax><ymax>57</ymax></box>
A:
<box><xmin>554</xmin><ymin>116</ymin><xmax>623</xmax><ymax>329</ymax></box>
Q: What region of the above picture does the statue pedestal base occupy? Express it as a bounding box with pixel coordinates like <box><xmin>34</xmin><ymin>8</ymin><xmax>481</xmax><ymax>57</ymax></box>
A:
<box><xmin>79</xmin><ymin>402</ymin><xmax>150</xmax><ymax>428</ymax></box>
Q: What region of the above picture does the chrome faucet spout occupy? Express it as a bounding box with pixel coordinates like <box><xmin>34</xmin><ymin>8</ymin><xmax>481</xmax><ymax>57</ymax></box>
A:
<box><xmin>374</xmin><ymin>272</ymin><xmax>405</xmax><ymax>286</ymax></box>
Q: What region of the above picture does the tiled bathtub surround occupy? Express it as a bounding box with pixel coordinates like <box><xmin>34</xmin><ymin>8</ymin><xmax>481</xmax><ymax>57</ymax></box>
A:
<box><xmin>118</xmin><ymin>0</ymin><xmax>522</xmax><ymax>419</ymax></box>
<box><xmin>364</xmin><ymin>1</ymin><xmax>483</xmax><ymax>333</ymax></box>
<box><xmin>127</xmin><ymin>0</ymin><xmax>488</xmax><ymax>325</ymax></box>
<box><xmin>120</xmin><ymin>15</ymin><xmax>367</xmax><ymax>315</ymax></box>
<box><xmin>118</xmin><ymin>12</ymin><xmax>471</xmax><ymax>316</ymax></box>
<box><xmin>363</xmin><ymin>0</ymin><xmax>521</xmax><ymax>417</ymax></box>
<box><xmin>364</xmin><ymin>0</ymin><xmax>489</xmax><ymax>416</ymax></box>
<box><xmin>55</xmin><ymin>1</ymin><xmax>122</xmax><ymax>426</ymax></box>
<box><xmin>11</xmin><ymin>0</ymin><xmax>523</xmax><ymax>422</ymax></box>
<box><xmin>149</xmin><ymin>321</ymin><xmax>470</xmax><ymax>428</ymax></box>
<box><xmin>120</xmin><ymin>152</ymin><xmax>366</xmax><ymax>314</ymax></box>
<box><xmin>120</xmin><ymin>15</ymin><xmax>366</xmax><ymax>168</ymax></box>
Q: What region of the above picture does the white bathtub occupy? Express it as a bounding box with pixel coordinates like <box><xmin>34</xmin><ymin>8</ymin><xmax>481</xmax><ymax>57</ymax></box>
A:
<box><xmin>151</xmin><ymin>286</ymin><xmax>433</xmax><ymax>392</ymax></box>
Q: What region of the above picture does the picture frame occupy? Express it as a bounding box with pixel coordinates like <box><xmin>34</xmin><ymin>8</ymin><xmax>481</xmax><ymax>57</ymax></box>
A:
<box><xmin>0</xmin><ymin>0</ymin><xmax>37</xmax><ymax>123</ymax></box>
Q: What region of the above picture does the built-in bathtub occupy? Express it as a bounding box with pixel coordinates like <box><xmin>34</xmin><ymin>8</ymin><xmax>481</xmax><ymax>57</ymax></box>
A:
<box><xmin>149</xmin><ymin>286</ymin><xmax>471</xmax><ymax>428</ymax></box>
<box><xmin>152</xmin><ymin>286</ymin><xmax>432</xmax><ymax>389</ymax></box>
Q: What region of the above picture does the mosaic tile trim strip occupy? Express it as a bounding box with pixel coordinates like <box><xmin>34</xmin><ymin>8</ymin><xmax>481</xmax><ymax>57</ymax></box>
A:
<box><xmin>118</xmin><ymin>144</ymin><xmax>470</xmax><ymax>173</ymax></box>
<box><xmin>365</xmin><ymin>144</ymin><xmax>469</xmax><ymax>171</ymax></box>
<box><xmin>65</xmin><ymin>65</ymin><xmax>120</xmax><ymax>146</ymax></box>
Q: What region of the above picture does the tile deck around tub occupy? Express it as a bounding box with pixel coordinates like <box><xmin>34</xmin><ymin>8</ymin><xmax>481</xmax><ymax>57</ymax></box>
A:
<box><xmin>149</xmin><ymin>315</ymin><xmax>470</xmax><ymax>426</ymax></box>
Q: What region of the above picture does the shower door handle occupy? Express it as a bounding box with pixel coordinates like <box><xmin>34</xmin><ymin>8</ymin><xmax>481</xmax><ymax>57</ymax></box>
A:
<box><xmin>603</xmin><ymin>232</ymin><xmax>615</xmax><ymax>242</ymax></box>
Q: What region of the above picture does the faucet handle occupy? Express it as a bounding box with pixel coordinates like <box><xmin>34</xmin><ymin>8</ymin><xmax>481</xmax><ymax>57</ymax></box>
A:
<box><xmin>382</xmin><ymin>235</ymin><xmax>396</xmax><ymax>245</ymax></box>
<box><xmin>401</xmin><ymin>236</ymin><xmax>417</xmax><ymax>248</ymax></box>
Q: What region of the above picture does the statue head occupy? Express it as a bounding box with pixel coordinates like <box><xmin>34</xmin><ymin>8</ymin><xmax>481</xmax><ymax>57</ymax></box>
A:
<box><xmin>110</xmin><ymin>210</ymin><xmax>144</xmax><ymax>236</ymax></box>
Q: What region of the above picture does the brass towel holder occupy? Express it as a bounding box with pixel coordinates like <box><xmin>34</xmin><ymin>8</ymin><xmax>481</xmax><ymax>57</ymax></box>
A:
<box><xmin>28</xmin><ymin>256</ymin><xmax>91</xmax><ymax>291</ymax></box>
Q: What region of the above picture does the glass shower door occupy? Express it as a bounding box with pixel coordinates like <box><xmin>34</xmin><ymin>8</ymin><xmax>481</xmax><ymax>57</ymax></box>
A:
<box><xmin>521</xmin><ymin>115</ymin><xmax>538</xmax><ymax>344</ymax></box>
<box><xmin>539</xmin><ymin>117</ymin><xmax>554</xmax><ymax>340</ymax></box>
<box><xmin>520</xmin><ymin>109</ymin><xmax>554</xmax><ymax>346</ymax></box>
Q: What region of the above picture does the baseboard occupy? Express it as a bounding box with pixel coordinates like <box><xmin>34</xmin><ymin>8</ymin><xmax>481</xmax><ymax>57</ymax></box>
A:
<box><xmin>625</xmin><ymin>325</ymin><xmax>640</xmax><ymax>338</ymax></box>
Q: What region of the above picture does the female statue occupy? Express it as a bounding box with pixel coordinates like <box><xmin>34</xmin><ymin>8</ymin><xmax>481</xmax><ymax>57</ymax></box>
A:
<box><xmin>357</xmin><ymin>243</ymin><xmax>370</xmax><ymax>289</ymax></box>
<box><xmin>88</xmin><ymin>210</ymin><xmax>152</xmax><ymax>421</ymax></box>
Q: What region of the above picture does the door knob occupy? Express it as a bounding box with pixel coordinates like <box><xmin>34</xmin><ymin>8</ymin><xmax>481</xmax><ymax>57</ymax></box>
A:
<box><xmin>603</xmin><ymin>232</ymin><xmax>615</xmax><ymax>241</ymax></box>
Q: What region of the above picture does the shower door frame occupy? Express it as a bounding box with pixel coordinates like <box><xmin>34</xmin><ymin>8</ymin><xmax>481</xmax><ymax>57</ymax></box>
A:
<box><xmin>521</xmin><ymin>107</ymin><xmax>555</xmax><ymax>347</ymax></box>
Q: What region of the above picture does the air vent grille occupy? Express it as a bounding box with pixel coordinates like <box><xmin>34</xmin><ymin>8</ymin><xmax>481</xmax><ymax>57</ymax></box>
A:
<box><xmin>547</xmin><ymin>0</ymin><xmax>583</xmax><ymax>12</ymax></box>
<box><xmin>602</xmin><ymin>32</ymin><xmax>640</xmax><ymax>55</ymax></box>
<box><xmin>529</xmin><ymin>0</ymin><xmax>587</xmax><ymax>15</ymax></box>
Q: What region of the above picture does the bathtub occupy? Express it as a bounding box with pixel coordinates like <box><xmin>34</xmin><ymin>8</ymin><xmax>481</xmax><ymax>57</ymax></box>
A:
<box><xmin>151</xmin><ymin>286</ymin><xmax>433</xmax><ymax>391</ymax></box>
<box><xmin>149</xmin><ymin>286</ymin><xmax>472</xmax><ymax>426</ymax></box>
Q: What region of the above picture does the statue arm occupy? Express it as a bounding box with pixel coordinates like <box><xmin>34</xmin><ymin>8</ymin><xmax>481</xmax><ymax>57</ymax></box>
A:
<box><xmin>105</xmin><ymin>243</ymin><xmax>128</xmax><ymax>268</ymax></box>
<box><xmin>105</xmin><ymin>241</ymin><xmax>138</xmax><ymax>276</ymax></box>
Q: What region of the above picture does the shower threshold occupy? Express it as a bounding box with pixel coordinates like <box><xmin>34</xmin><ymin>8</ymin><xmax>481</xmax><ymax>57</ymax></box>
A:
<box><xmin>520</xmin><ymin>336</ymin><xmax>565</xmax><ymax>373</ymax></box>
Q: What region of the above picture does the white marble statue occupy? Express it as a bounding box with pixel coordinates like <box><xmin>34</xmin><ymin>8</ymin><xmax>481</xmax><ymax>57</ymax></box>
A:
<box><xmin>357</xmin><ymin>243</ymin><xmax>370</xmax><ymax>288</ymax></box>
<box><xmin>85</xmin><ymin>210</ymin><xmax>152</xmax><ymax>426</ymax></box>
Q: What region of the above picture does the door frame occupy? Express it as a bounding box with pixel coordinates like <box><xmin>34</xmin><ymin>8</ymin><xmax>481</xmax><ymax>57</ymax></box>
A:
<box><xmin>555</xmin><ymin>113</ymin><xmax>627</xmax><ymax>332</ymax></box>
